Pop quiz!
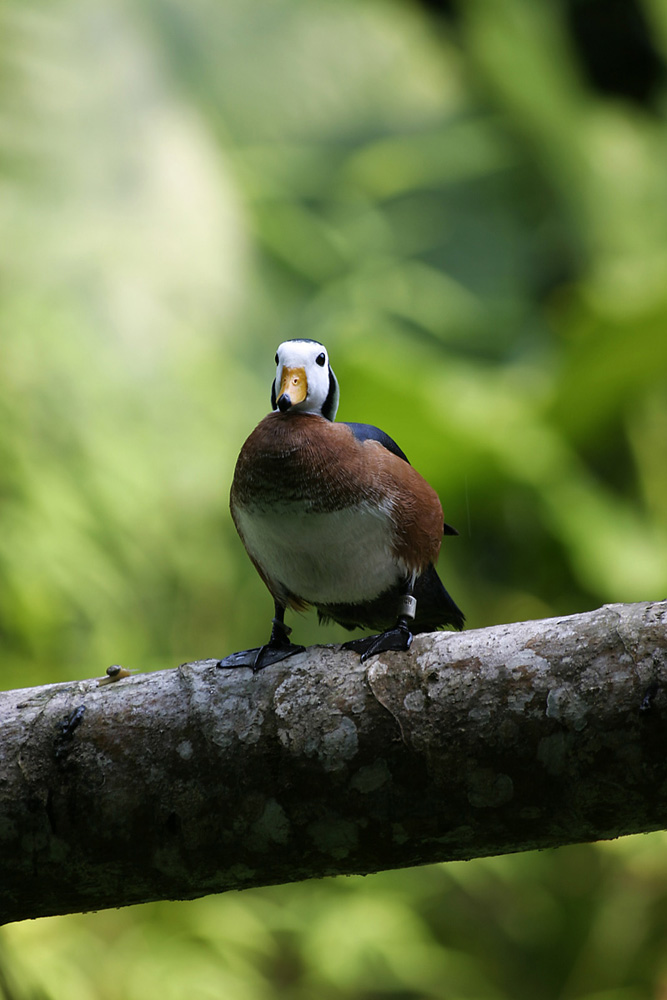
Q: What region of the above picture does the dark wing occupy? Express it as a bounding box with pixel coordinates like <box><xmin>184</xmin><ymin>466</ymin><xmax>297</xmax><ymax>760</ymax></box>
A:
<box><xmin>343</xmin><ymin>422</ymin><xmax>410</xmax><ymax>464</ymax></box>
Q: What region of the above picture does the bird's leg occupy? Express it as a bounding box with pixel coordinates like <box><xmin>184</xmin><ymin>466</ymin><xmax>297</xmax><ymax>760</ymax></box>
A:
<box><xmin>217</xmin><ymin>602</ymin><xmax>306</xmax><ymax>672</ymax></box>
<box><xmin>342</xmin><ymin>588</ymin><xmax>417</xmax><ymax>664</ymax></box>
<box><xmin>262</xmin><ymin>605</ymin><xmax>307</xmax><ymax>665</ymax></box>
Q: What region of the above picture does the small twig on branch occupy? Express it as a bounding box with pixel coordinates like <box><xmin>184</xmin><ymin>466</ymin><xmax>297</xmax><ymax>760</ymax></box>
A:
<box><xmin>1</xmin><ymin>601</ymin><xmax>666</xmax><ymax>924</ymax></box>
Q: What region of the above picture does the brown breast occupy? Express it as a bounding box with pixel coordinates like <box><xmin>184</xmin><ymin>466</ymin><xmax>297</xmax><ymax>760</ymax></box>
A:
<box><xmin>231</xmin><ymin>411</ymin><xmax>443</xmax><ymax>575</ymax></box>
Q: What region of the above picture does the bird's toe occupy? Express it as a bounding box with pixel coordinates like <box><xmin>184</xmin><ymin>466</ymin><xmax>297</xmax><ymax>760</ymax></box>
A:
<box><xmin>342</xmin><ymin>625</ymin><xmax>413</xmax><ymax>663</ymax></box>
<box><xmin>217</xmin><ymin>642</ymin><xmax>306</xmax><ymax>672</ymax></box>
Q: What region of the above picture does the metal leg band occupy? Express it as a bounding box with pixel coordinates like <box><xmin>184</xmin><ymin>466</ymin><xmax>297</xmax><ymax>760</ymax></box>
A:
<box><xmin>398</xmin><ymin>595</ymin><xmax>417</xmax><ymax>620</ymax></box>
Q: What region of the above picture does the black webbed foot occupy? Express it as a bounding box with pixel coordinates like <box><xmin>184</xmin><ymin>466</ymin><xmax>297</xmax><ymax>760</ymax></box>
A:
<box><xmin>217</xmin><ymin>640</ymin><xmax>306</xmax><ymax>672</ymax></box>
<box><xmin>343</xmin><ymin>622</ymin><xmax>413</xmax><ymax>663</ymax></box>
<box><xmin>218</xmin><ymin>605</ymin><xmax>305</xmax><ymax>672</ymax></box>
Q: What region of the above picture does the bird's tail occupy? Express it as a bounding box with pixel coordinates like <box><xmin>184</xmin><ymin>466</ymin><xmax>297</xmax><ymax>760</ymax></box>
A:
<box><xmin>413</xmin><ymin>563</ymin><xmax>465</xmax><ymax>633</ymax></box>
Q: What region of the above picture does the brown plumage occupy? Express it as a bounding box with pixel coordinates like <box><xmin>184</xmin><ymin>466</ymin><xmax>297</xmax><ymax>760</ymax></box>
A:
<box><xmin>232</xmin><ymin>411</ymin><xmax>443</xmax><ymax>570</ymax></box>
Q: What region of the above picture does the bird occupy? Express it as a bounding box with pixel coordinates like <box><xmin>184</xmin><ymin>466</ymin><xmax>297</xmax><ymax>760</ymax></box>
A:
<box><xmin>219</xmin><ymin>339</ymin><xmax>464</xmax><ymax>671</ymax></box>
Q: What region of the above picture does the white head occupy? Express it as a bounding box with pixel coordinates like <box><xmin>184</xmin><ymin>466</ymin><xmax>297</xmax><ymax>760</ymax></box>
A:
<box><xmin>271</xmin><ymin>339</ymin><xmax>339</xmax><ymax>421</ymax></box>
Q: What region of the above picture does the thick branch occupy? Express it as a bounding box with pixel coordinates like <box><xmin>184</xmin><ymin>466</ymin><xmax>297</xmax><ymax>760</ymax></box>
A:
<box><xmin>2</xmin><ymin>601</ymin><xmax>666</xmax><ymax>924</ymax></box>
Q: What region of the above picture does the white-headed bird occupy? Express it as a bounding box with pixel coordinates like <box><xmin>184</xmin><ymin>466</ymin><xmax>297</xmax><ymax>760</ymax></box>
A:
<box><xmin>220</xmin><ymin>339</ymin><xmax>464</xmax><ymax>670</ymax></box>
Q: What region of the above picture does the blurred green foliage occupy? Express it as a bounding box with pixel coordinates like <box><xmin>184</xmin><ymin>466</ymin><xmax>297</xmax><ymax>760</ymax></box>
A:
<box><xmin>2</xmin><ymin>0</ymin><xmax>667</xmax><ymax>996</ymax></box>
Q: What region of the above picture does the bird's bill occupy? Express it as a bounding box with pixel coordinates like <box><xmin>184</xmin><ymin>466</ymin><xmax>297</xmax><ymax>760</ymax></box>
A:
<box><xmin>277</xmin><ymin>366</ymin><xmax>307</xmax><ymax>410</ymax></box>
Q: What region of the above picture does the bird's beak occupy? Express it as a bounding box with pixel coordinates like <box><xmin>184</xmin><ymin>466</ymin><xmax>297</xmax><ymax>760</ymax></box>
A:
<box><xmin>277</xmin><ymin>366</ymin><xmax>307</xmax><ymax>412</ymax></box>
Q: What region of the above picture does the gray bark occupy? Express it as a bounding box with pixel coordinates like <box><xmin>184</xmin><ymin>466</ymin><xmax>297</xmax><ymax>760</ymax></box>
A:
<box><xmin>2</xmin><ymin>600</ymin><xmax>666</xmax><ymax>924</ymax></box>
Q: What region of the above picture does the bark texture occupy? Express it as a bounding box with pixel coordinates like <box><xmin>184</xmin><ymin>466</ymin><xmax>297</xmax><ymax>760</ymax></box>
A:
<box><xmin>2</xmin><ymin>601</ymin><xmax>666</xmax><ymax>924</ymax></box>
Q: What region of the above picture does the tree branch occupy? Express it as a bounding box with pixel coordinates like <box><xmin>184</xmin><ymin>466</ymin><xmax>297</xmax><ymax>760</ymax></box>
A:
<box><xmin>2</xmin><ymin>601</ymin><xmax>666</xmax><ymax>924</ymax></box>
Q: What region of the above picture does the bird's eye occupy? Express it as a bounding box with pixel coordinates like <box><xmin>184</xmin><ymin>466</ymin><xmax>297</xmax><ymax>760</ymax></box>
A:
<box><xmin>316</xmin><ymin>353</ymin><xmax>326</xmax><ymax>367</ymax></box>
<box><xmin>274</xmin><ymin>354</ymin><xmax>279</xmax><ymax>365</ymax></box>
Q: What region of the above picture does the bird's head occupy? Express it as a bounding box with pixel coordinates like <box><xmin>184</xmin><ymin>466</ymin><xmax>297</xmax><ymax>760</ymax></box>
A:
<box><xmin>271</xmin><ymin>339</ymin><xmax>339</xmax><ymax>421</ymax></box>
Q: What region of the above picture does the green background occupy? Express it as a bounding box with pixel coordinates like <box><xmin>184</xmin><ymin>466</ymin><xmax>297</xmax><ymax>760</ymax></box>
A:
<box><xmin>2</xmin><ymin>0</ymin><xmax>667</xmax><ymax>996</ymax></box>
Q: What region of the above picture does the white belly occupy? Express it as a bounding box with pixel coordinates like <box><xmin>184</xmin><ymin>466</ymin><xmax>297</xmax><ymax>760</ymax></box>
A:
<box><xmin>234</xmin><ymin>501</ymin><xmax>402</xmax><ymax>604</ymax></box>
